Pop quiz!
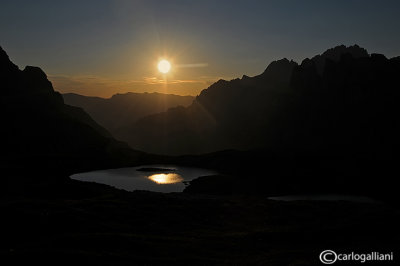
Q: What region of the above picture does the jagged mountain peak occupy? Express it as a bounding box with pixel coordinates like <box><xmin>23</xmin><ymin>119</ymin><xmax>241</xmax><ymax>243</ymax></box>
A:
<box><xmin>312</xmin><ymin>44</ymin><xmax>369</xmax><ymax>73</ymax></box>
<box><xmin>0</xmin><ymin>46</ymin><xmax>20</xmax><ymax>75</ymax></box>
<box><xmin>261</xmin><ymin>58</ymin><xmax>298</xmax><ymax>75</ymax></box>
<box><xmin>22</xmin><ymin>65</ymin><xmax>55</xmax><ymax>94</ymax></box>
<box><xmin>319</xmin><ymin>44</ymin><xmax>368</xmax><ymax>58</ymax></box>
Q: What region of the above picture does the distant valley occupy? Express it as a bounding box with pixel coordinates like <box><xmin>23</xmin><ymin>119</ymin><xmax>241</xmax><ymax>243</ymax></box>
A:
<box><xmin>63</xmin><ymin>92</ymin><xmax>194</xmax><ymax>147</ymax></box>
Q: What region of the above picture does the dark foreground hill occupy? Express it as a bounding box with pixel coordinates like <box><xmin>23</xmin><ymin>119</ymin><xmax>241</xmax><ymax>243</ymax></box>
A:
<box><xmin>1</xmin><ymin>179</ymin><xmax>399</xmax><ymax>266</ymax></box>
<box><xmin>63</xmin><ymin>92</ymin><xmax>194</xmax><ymax>136</ymax></box>
<box><xmin>0</xmin><ymin>46</ymin><xmax>147</xmax><ymax>182</ymax></box>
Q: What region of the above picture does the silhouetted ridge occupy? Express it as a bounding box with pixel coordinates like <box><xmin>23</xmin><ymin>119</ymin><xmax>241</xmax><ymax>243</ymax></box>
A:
<box><xmin>63</xmin><ymin>92</ymin><xmax>194</xmax><ymax>137</ymax></box>
<box><xmin>1</xmin><ymin>47</ymin><xmax>23</xmax><ymax>95</ymax></box>
<box><xmin>290</xmin><ymin>58</ymin><xmax>320</xmax><ymax>93</ymax></box>
<box><xmin>258</xmin><ymin>58</ymin><xmax>298</xmax><ymax>85</ymax></box>
<box><xmin>0</xmin><ymin>46</ymin><xmax>19</xmax><ymax>73</ymax></box>
<box><xmin>121</xmin><ymin>44</ymin><xmax>399</xmax><ymax>162</ymax></box>
<box><xmin>22</xmin><ymin>66</ymin><xmax>55</xmax><ymax>93</ymax></box>
<box><xmin>0</xmin><ymin>46</ymin><xmax>142</xmax><ymax>175</ymax></box>
<box><xmin>311</xmin><ymin>44</ymin><xmax>369</xmax><ymax>74</ymax></box>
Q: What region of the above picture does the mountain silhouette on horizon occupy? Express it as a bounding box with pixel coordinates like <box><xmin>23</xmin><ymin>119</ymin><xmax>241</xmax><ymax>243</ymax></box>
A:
<box><xmin>0</xmin><ymin>46</ymin><xmax>144</xmax><ymax>179</ymax></box>
<box><xmin>118</xmin><ymin>44</ymin><xmax>398</xmax><ymax>157</ymax></box>
<box><xmin>63</xmin><ymin>92</ymin><xmax>194</xmax><ymax>137</ymax></box>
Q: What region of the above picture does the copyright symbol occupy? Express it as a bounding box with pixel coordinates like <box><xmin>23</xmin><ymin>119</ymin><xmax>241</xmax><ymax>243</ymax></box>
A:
<box><xmin>320</xmin><ymin>250</ymin><xmax>337</xmax><ymax>264</ymax></box>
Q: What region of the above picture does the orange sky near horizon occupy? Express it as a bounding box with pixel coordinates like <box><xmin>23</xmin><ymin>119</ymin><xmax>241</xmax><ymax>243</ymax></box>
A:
<box><xmin>3</xmin><ymin>1</ymin><xmax>400</xmax><ymax>99</ymax></box>
<box><xmin>49</xmin><ymin>74</ymin><xmax>221</xmax><ymax>98</ymax></box>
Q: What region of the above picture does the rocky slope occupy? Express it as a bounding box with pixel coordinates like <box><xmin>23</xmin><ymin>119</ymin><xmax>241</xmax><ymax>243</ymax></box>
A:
<box><xmin>0</xmin><ymin>46</ymin><xmax>145</xmax><ymax>178</ymax></box>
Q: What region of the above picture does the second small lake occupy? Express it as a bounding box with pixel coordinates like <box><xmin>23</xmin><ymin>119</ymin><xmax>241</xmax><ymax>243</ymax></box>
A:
<box><xmin>70</xmin><ymin>165</ymin><xmax>217</xmax><ymax>193</ymax></box>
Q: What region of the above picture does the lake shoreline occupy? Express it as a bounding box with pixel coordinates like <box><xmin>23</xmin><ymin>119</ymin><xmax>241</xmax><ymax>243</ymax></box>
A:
<box><xmin>71</xmin><ymin>164</ymin><xmax>217</xmax><ymax>193</ymax></box>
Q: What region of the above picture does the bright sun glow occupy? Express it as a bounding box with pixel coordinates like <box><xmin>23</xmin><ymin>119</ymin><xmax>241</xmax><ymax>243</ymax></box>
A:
<box><xmin>158</xmin><ymin>59</ymin><xmax>171</xmax><ymax>74</ymax></box>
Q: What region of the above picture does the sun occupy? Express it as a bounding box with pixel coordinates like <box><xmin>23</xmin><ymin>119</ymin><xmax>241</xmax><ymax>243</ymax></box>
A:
<box><xmin>158</xmin><ymin>59</ymin><xmax>171</xmax><ymax>74</ymax></box>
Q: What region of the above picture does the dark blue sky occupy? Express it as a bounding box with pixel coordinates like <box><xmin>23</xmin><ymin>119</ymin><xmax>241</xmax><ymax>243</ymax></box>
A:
<box><xmin>1</xmin><ymin>0</ymin><xmax>400</xmax><ymax>96</ymax></box>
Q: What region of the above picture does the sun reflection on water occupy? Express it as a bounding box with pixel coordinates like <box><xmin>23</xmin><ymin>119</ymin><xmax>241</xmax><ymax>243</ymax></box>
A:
<box><xmin>148</xmin><ymin>173</ymin><xmax>184</xmax><ymax>184</ymax></box>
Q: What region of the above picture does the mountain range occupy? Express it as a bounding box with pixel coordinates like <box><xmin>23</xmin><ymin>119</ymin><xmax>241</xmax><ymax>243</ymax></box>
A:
<box><xmin>112</xmin><ymin>45</ymin><xmax>399</xmax><ymax>159</ymax></box>
<box><xmin>63</xmin><ymin>92</ymin><xmax>194</xmax><ymax>139</ymax></box>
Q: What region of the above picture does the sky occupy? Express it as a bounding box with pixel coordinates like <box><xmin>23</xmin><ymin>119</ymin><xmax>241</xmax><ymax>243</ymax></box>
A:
<box><xmin>1</xmin><ymin>0</ymin><xmax>400</xmax><ymax>97</ymax></box>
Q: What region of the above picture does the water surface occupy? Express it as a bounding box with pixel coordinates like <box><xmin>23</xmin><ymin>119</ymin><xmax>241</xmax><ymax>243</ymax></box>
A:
<box><xmin>71</xmin><ymin>165</ymin><xmax>216</xmax><ymax>193</ymax></box>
